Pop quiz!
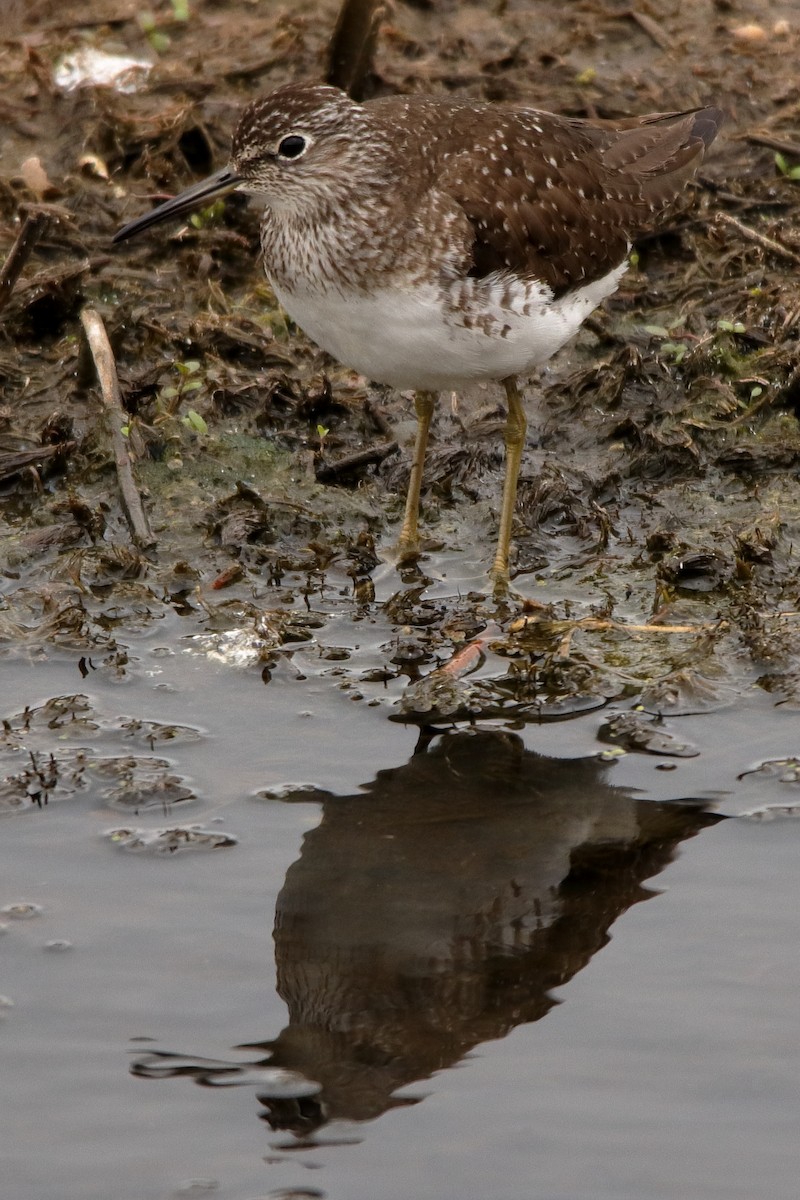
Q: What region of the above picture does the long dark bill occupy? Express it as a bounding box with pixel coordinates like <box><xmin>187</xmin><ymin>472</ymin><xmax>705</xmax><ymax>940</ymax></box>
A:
<box><xmin>112</xmin><ymin>167</ymin><xmax>243</xmax><ymax>244</ymax></box>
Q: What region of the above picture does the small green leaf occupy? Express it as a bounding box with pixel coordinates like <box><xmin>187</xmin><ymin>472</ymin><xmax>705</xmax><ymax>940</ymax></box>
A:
<box><xmin>661</xmin><ymin>342</ymin><xmax>687</xmax><ymax>363</ymax></box>
<box><xmin>750</xmin><ymin>386</ymin><xmax>763</xmax><ymax>399</ymax></box>
<box><xmin>171</xmin><ymin>0</ymin><xmax>190</xmax><ymax>20</ymax></box>
<box><xmin>182</xmin><ymin>379</ymin><xmax>203</xmax><ymax>393</ymax></box>
<box><xmin>316</xmin><ymin>424</ymin><xmax>329</xmax><ymax>438</ymax></box>
<box><xmin>716</xmin><ymin>319</ymin><xmax>745</xmax><ymax>334</ymax></box>
<box><xmin>182</xmin><ymin>410</ymin><xmax>208</xmax><ymax>434</ymax></box>
<box><xmin>774</xmin><ymin>152</ymin><xmax>800</xmax><ymax>181</ymax></box>
<box><xmin>643</xmin><ymin>324</ymin><xmax>670</xmax><ymax>338</ymax></box>
<box><xmin>176</xmin><ymin>360</ymin><xmax>201</xmax><ymax>376</ymax></box>
<box><xmin>188</xmin><ymin>199</ymin><xmax>226</xmax><ymax>230</ymax></box>
<box><xmin>148</xmin><ymin>30</ymin><xmax>171</xmax><ymax>53</ymax></box>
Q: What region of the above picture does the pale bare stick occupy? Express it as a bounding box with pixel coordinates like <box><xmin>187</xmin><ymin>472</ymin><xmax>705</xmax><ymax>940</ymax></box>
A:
<box><xmin>715</xmin><ymin>211</ymin><xmax>800</xmax><ymax>268</ymax></box>
<box><xmin>79</xmin><ymin>307</ymin><xmax>156</xmax><ymax>548</ymax></box>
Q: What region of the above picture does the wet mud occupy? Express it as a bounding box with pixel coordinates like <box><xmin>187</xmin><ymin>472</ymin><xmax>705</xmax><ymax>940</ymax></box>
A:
<box><xmin>1</xmin><ymin>0</ymin><xmax>799</xmax><ymax>720</ymax></box>
<box><xmin>2</xmin><ymin>4</ymin><xmax>800</xmax><ymax>1198</ymax></box>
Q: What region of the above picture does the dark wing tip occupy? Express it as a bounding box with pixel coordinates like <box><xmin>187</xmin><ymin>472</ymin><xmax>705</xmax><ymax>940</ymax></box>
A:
<box><xmin>691</xmin><ymin>107</ymin><xmax>725</xmax><ymax>150</ymax></box>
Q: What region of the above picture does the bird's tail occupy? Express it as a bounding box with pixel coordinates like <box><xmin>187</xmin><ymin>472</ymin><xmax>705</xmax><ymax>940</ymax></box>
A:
<box><xmin>602</xmin><ymin>106</ymin><xmax>724</xmax><ymax>218</ymax></box>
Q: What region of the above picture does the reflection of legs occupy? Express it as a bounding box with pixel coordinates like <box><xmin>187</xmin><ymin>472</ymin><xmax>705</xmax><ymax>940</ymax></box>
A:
<box><xmin>491</xmin><ymin>375</ymin><xmax>526</xmax><ymax>591</ymax></box>
<box><xmin>396</xmin><ymin>390</ymin><xmax>436</xmax><ymax>563</ymax></box>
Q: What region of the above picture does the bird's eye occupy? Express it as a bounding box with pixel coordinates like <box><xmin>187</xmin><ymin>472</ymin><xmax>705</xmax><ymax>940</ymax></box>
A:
<box><xmin>277</xmin><ymin>135</ymin><xmax>308</xmax><ymax>160</ymax></box>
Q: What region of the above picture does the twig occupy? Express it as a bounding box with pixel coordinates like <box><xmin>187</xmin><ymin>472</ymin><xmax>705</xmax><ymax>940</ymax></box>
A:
<box><xmin>743</xmin><ymin>132</ymin><xmax>800</xmax><ymax>160</ymax></box>
<box><xmin>715</xmin><ymin>211</ymin><xmax>800</xmax><ymax>267</ymax></box>
<box><xmin>512</xmin><ymin>614</ymin><xmax>718</xmax><ymax>637</ymax></box>
<box><xmin>315</xmin><ymin>439</ymin><xmax>398</xmax><ymax>482</ymax></box>
<box><xmin>0</xmin><ymin>211</ymin><xmax>51</xmax><ymax>315</ymax></box>
<box><xmin>627</xmin><ymin>8</ymin><xmax>671</xmax><ymax>51</ymax></box>
<box><xmin>363</xmin><ymin>397</ymin><xmax>394</xmax><ymax>439</ymax></box>
<box><xmin>326</xmin><ymin>0</ymin><xmax>385</xmax><ymax>100</ymax></box>
<box><xmin>437</xmin><ymin>629</ymin><xmax>497</xmax><ymax>678</ymax></box>
<box><xmin>0</xmin><ymin>442</ymin><xmax>75</xmax><ymax>485</ymax></box>
<box><xmin>79</xmin><ymin>307</ymin><xmax>156</xmax><ymax>548</ymax></box>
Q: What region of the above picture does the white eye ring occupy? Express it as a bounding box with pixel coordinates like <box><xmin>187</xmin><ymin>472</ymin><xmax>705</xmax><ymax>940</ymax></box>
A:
<box><xmin>277</xmin><ymin>133</ymin><xmax>311</xmax><ymax>160</ymax></box>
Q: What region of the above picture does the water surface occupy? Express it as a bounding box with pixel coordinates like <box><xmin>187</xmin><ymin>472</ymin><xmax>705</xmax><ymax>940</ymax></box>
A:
<box><xmin>2</xmin><ymin>634</ymin><xmax>799</xmax><ymax>1199</ymax></box>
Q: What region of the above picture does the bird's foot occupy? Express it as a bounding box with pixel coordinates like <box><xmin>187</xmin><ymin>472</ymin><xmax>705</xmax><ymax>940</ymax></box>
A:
<box><xmin>490</xmin><ymin>550</ymin><xmax>510</xmax><ymax>599</ymax></box>
<box><xmin>395</xmin><ymin>533</ymin><xmax>422</xmax><ymax>566</ymax></box>
<box><xmin>489</xmin><ymin>558</ymin><xmax>525</xmax><ymax>610</ymax></box>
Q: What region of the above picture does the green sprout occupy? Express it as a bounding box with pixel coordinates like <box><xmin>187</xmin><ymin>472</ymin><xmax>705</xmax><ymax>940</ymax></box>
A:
<box><xmin>188</xmin><ymin>199</ymin><xmax>227</xmax><ymax>230</ymax></box>
<box><xmin>158</xmin><ymin>360</ymin><xmax>205</xmax><ymax>416</ymax></box>
<box><xmin>716</xmin><ymin>319</ymin><xmax>746</xmax><ymax>334</ymax></box>
<box><xmin>182</xmin><ymin>410</ymin><xmax>208</xmax><ymax>434</ymax></box>
<box><xmin>775</xmin><ymin>152</ymin><xmax>800</xmax><ymax>181</ymax></box>
<box><xmin>643</xmin><ymin>316</ymin><xmax>689</xmax><ymax>364</ymax></box>
<box><xmin>137</xmin><ymin>12</ymin><xmax>170</xmax><ymax>54</ymax></box>
<box><xmin>659</xmin><ymin>341</ymin><xmax>688</xmax><ymax>364</ymax></box>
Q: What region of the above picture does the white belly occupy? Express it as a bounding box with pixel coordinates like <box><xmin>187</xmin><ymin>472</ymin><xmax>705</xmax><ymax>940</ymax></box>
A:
<box><xmin>270</xmin><ymin>263</ymin><xmax>627</xmax><ymax>391</ymax></box>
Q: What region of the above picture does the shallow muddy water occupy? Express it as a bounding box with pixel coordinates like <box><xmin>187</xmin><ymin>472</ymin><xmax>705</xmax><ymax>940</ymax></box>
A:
<box><xmin>2</xmin><ymin>632</ymin><xmax>800</xmax><ymax>1200</ymax></box>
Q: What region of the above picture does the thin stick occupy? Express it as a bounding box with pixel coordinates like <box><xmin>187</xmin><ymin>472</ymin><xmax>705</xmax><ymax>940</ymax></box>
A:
<box><xmin>0</xmin><ymin>442</ymin><xmax>75</xmax><ymax>485</ymax></box>
<box><xmin>0</xmin><ymin>211</ymin><xmax>51</xmax><ymax>315</ymax></box>
<box><xmin>627</xmin><ymin>9</ymin><xmax>671</xmax><ymax>51</ymax></box>
<box><xmin>743</xmin><ymin>132</ymin><xmax>800</xmax><ymax>160</ymax></box>
<box><xmin>715</xmin><ymin>211</ymin><xmax>800</xmax><ymax>267</ymax></box>
<box><xmin>79</xmin><ymin>307</ymin><xmax>156</xmax><ymax>548</ymax></box>
<box><xmin>363</xmin><ymin>397</ymin><xmax>393</xmax><ymax>439</ymax></box>
<box><xmin>326</xmin><ymin>0</ymin><xmax>385</xmax><ymax>100</ymax></box>
<box><xmin>315</xmin><ymin>439</ymin><xmax>397</xmax><ymax>482</ymax></box>
<box><xmin>512</xmin><ymin>615</ymin><xmax>718</xmax><ymax>637</ymax></box>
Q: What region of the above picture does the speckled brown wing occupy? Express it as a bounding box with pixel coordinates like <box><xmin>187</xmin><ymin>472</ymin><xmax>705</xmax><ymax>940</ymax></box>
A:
<box><xmin>438</xmin><ymin>107</ymin><xmax>722</xmax><ymax>298</ymax></box>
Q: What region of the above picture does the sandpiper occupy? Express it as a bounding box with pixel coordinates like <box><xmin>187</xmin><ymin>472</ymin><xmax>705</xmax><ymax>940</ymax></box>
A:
<box><xmin>114</xmin><ymin>83</ymin><xmax>722</xmax><ymax>591</ymax></box>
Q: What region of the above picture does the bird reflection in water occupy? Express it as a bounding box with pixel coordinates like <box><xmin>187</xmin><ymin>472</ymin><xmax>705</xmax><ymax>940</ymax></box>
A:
<box><xmin>131</xmin><ymin>730</ymin><xmax>720</xmax><ymax>1140</ymax></box>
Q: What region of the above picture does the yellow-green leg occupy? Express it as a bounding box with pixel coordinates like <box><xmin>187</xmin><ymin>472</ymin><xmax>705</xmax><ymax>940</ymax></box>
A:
<box><xmin>396</xmin><ymin>390</ymin><xmax>436</xmax><ymax>563</ymax></box>
<box><xmin>491</xmin><ymin>375</ymin><xmax>526</xmax><ymax>593</ymax></box>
